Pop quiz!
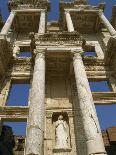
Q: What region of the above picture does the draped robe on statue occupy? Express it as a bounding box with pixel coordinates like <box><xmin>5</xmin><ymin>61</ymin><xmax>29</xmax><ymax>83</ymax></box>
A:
<box><xmin>55</xmin><ymin>115</ymin><xmax>68</xmax><ymax>149</ymax></box>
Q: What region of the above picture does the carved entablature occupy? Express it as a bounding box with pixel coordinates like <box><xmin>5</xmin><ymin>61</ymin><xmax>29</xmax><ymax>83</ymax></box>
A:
<box><xmin>84</xmin><ymin>58</ymin><xmax>106</xmax><ymax>71</ymax></box>
<box><xmin>105</xmin><ymin>36</ymin><xmax>116</xmax><ymax>70</ymax></box>
<box><xmin>84</xmin><ymin>57</ymin><xmax>105</xmax><ymax>66</ymax></box>
<box><xmin>60</xmin><ymin>0</ymin><xmax>104</xmax><ymax>10</ymax></box>
<box><xmin>8</xmin><ymin>0</ymin><xmax>50</xmax><ymax>11</ymax></box>
<box><xmin>0</xmin><ymin>106</ymin><xmax>28</xmax><ymax>119</ymax></box>
<box><xmin>33</xmin><ymin>32</ymin><xmax>85</xmax><ymax>48</ymax></box>
<box><xmin>59</xmin><ymin>1</ymin><xmax>105</xmax><ymax>33</ymax></box>
<box><xmin>12</xmin><ymin>57</ymin><xmax>32</xmax><ymax>73</ymax></box>
<box><xmin>0</xmin><ymin>36</ymin><xmax>13</xmax><ymax>78</ymax></box>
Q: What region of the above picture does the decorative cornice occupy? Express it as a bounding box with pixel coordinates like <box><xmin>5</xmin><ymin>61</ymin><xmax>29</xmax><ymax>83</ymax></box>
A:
<box><xmin>8</xmin><ymin>0</ymin><xmax>50</xmax><ymax>11</ymax></box>
<box><xmin>60</xmin><ymin>0</ymin><xmax>103</xmax><ymax>11</ymax></box>
<box><xmin>84</xmin><ymin>57</ymin><xmax>105</xmax><ymax>66</ymax></box>
<box><xmin>105</xmin><ymin>36</ymin><xmax>116</xmax><ymax>67</ymax></box>
<box><xmin>33</xmin><ymin>32</ymin><xmax>86</xmax><ymax>48</ymax></box>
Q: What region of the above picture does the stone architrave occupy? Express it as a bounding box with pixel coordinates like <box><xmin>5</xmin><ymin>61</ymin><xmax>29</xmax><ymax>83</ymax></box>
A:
<box><xmin>72</xmin><ymin>48</ymin><xmax>107</xmax><ymax>155</ymax></box>
<box><xmin>1</xmin><ymin>11</ymin><xmax>16</xmax><ymax>35</ymax></box>
<box><xmin>65</xmin><ymin>10</ymin><xmax>74</xmax><ymax>32</ymax></box>
<box><xmin>25</xmin><ymin>49</ymin><xmax>45</xmax><ymax>155</ymax></box>
<box><xmin>38</xmin><ymin>10</ymin><xmax>46</xmax><ymax>34</ymax></box>
<box><xmin>98</xmin><ymin>11</ymin><xmax>116</xmax><ymax>36</ymax></box>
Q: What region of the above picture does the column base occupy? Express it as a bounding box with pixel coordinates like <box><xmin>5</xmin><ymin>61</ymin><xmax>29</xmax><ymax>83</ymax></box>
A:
<box><xmin>86</xmin><ymin>134</ymin><xmax>107</xmax><ymax>155</ymax></box>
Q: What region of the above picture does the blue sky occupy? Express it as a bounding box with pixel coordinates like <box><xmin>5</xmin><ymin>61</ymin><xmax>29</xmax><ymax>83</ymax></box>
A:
<box><xmin>0</xmin><ymin>0</ymin><xmax>116</xmax><ymax>135</ymax></box>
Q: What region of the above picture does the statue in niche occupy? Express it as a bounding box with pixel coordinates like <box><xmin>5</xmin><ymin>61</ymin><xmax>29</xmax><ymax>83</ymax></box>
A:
<box><xmin>55</xmin><ymin>115</ymin><xmax>68</xmax><ymax>149</ymax></box>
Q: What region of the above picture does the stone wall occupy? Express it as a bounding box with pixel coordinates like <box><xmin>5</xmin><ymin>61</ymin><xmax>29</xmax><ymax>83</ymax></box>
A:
<box><xmin>102</xmin><ymin>127</ymin><xmax>116</xmax><ymax>155</ymax></box>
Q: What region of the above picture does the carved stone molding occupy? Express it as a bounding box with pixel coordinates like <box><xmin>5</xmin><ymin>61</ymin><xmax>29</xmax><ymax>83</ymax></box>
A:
<box><xmin>8</xmin><ymin>0</ymin><xmax>50</xmax><ymax>11</ymax></box>
<box><xmin>34</xmin><ymin>48</ymin><xmax>46</xmax><ymax>57</ymax></box>
<box><xmin>34</xmin><ymin>32</ymin><xmax>85</xmax><ymax>47</ymax></box>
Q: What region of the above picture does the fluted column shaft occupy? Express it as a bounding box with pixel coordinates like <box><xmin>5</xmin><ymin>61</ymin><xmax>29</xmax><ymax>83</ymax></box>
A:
<box><xmin>98</xmin><ymin>11</ymin><xmax>116</xmax><ymax>36</ymax></box>
<box><xmin>72</xmin><ymin>48</ymin><xmax>107</xmax><ymax>155</ymax></box>
<box><xmin>1</xmin><ymin>11</ymin><xmax>16</xmax><ymax>35</ymax></box>
<box><xmin>25</xmin><ymin>50</ymin><xmax>45</xmax><ymax>155</ymax></box>
<box><xmin>65</xmin><ymin>10</ymin><xmax>74</xmax><ymax>32</ymax></box>
<box><xmin>38</xmin><ymin>10</ymin><xmax>46</xmax><ymax>34</ymax></box>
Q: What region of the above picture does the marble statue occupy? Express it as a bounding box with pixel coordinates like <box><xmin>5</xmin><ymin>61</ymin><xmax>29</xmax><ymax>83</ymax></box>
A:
<box><xmin>55</xmin><ymin>115</ymin><xmax>68</xmax><ymax>149</ymax></box>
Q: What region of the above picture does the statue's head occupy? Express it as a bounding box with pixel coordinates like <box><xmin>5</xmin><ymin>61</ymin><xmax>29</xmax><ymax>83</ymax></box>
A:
<box><xmin>58</xmin><ymin>115</ymin><xmax>63</xmax><ymax>120</ymax></box>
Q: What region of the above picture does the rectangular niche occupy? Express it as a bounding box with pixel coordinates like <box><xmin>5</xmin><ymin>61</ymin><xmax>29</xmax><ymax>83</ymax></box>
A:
<box><xmin>89</xmin><ymin>80</ymin><xmax>112</xmax><ymax>92</ymax></box>
<box><xmin>6</xmin><ymin>82</ymin><xmax>31</xmax><ymax>106</ymax></box>
<box><xmin>52</xmin><ymin>112</ymin><xmax>71</xmax><ymax>154</ymax></box>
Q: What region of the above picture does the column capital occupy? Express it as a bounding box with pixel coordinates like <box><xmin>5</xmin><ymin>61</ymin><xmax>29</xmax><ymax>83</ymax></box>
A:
<box><xmin>40</xmin><ymin>9</ymin><xmax>46</xmax><ymax>13</ymax></box>
<box><xmin>64</xmin><ymin>10</ymin><xmax>70</xmax><ymax>13</ymax></box>
<box><xmin>70</xmin><ymin>47</ymin><xmax>84</xmax><ymax>60</ymax></box>
<box><xmin>98</xmin><ymin>10</ymin><xmax>116</xmax><ymax>36</ymax></box>
<box><xmin>98</xmin><ymin>10</ymin><xmax>103</xmax><ymax>16</ymax></box>
<box><xmin>34</xmin><ymin>48</ymin><xmax>46</xmax><ymax>59</ymax></box>
<box><xmin>11</xmin><ymin>10</ymin><xmax>16</xmax><ymax>14</ymax></box>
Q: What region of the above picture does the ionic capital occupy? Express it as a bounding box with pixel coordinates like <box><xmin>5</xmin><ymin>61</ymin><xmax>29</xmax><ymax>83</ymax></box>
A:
<box><xmin>40</xmin><ymin>9</ymin><xmax>46</xmax><ymax>13</ymax></box>
<box><xmin>98</xmin><ymin>10</ymin><xmax>103</xmax><ymax>16</ymax></box>
<box><xmin>70</xmin><ymin>48</ymin><xmax>84</xmax><ymax>60</ymax></box>
<box><xmin>34</xmin><ymin>48</ymin><xmax>46</xmax><ymax>59</ymax></box>
<box><xmin>65</xmin><ymin>10</ymin><xmax>70</xmax><ymax>14</ymax></box>
<box><xmin>11</xmin><ymin>10</ymin><xmax>16</xmax><ymax>15</ymax></box>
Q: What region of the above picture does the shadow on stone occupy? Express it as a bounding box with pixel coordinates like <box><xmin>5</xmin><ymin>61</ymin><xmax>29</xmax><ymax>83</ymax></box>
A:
<box><xmin>0</xmin><ymin>125</ymin><xmax>15</xmax><ymax>155</ymax></box>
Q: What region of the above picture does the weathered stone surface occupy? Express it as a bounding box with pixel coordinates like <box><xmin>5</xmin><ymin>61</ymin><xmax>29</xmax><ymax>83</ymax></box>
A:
<box><xmin>65</xmin><ymin>10</ymin><xmax>74</xmax><ymax>32</ymax></box>
<box><xmin>98</xmin><ymin>11</ymin><xmax>116</xmax><ymax>36</ymax></box>
<box><xmin>72</xmin><ymin>48</ymin><xmax>107</xmax><ymax>155</ymax></box>
<box><xmin>25</xmin><ymin>50</ymin><xmax>45</xmax><ymax>155</ymax></box>
<box><xmin>1</xmin><ymin>11</ymin><xmax>16</xmax><ymax>35</ymax></box>
<box><xmin>38</xmin><ymin>10</ymin><xmax>46</xmax><ymax>34</ymax></box>
<box><xmin>0</xmin><ymin>0</ymin><xmax>116</xmax><ymax>155</ymax></box>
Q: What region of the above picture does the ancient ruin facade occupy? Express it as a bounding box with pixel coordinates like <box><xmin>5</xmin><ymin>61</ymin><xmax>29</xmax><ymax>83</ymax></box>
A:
<box><xmin>0</xmin><ymin>0</ymin><xmax>116</xmax><ymax>155</ymax></box>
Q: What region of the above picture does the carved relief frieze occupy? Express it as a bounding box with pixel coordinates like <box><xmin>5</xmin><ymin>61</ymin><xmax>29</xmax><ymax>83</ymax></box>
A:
<box><xmin>8</xmin><ymin>0</ymin><xmax>50</xmax><ymax>11</ymax></box>
<box><xmin>0</xmin><ymin>106</ymin><xmax>28</xmax><ymax>119</ymax></box>
<box><xmin>33</xmin><ymin>32</ymin><xmax>85</xmax><ymax>47</ymax></box>
<box><xmin>12</xmin><ymin>58</ymin><xmax>32</xmax><ymax>73</ymax></box>
<box><xmin>85</xmin><ymin>65</ymin><xmax>105</xmax><ymax>71</ymax></box>
<box><xmin>0</xmin><ymin>37</ymin><xmax>13</xmax><ymax>77</ymax></box>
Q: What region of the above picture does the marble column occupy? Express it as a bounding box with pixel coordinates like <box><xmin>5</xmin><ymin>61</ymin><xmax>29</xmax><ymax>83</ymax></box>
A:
<box><xmin>72</xmin><ymin>48</ymin><xmax>107</xmax><ymax>155</ymax></box>
<box><xmin>98</xmin><ymin>11</ymin><xmax>116</xmax><ymax>36</ymax></box>
<box><xmin>38</xmin><ymin>10</ymin><xmax>46</xmax><ymax>34</ymax></box>
<box><xmin>1</xmin><ymin>11</ymin><xmax>16</xmax><ymax>35</ymax></box>
<box><xmin>65</xmin><ymin>10</ymin><xmax>74</xmax><ymax>32</ymax></box>
<box><xmin>25</xmin><ymin>49</ymin><xmax>45</xmax><ymax>155</ymax></box>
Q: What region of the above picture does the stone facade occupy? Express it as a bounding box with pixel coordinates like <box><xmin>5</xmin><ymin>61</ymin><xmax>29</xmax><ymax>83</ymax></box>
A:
<box><xmin>0</xmin><ymin>0</ymin><xmax>116</xmax><ymax>155</ymax></box>
<box><xmin>9</xmin><ymin>126</ymin><xmax>116</xmax><ymax>155</ymax></box>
